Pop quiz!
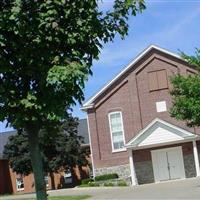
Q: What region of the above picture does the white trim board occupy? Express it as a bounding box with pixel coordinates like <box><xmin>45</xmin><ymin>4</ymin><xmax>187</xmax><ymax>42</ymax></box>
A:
<box><xmin>81</xmin><ymin>45</ymin><xmax>185</xmax><ymax>110</ymax></box>
<box><xmin>86</xmin><ymin>114</ymin><xmax>96</xmax><ymax>178</ymax></box>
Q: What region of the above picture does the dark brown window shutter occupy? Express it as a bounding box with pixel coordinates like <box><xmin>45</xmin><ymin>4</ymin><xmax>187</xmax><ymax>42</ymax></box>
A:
<box><xmin>157</xmin><ymin>70</ymin><xmax>168</xmax><ymax>89</ymax></box>
<box><xmin>148</xmin><ymin>69</ymin><xmax>168</xmax><ymax>91</ymax></box>
<box><xmin>148</xmin><ymin>71</ymin><xmax>158</xmax><ymax>91</ymax></box>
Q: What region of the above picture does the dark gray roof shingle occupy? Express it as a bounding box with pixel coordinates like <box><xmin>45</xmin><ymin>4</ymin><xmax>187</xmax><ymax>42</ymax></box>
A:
<box><xmin>77</xmin><ymin>119</ymin><xmax>89</xmax><ymax>145</ymax></box>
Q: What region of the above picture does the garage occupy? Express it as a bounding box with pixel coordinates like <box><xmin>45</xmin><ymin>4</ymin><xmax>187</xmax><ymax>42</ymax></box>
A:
<box><xmin>151</xmin><ymin>146</ymin><xmax>185</xmax><ymax>182</ymax></box>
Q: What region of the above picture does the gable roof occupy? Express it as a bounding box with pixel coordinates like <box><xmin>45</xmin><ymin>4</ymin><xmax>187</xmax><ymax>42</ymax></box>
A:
<box><xmin>125</xmin><ymin>118</ymin><xmax>199</xmax><ymax>149</ymax></box>
<box><xmin>81</xmin><ymin>45</ymin><xmax>186</xmax><ymax>110</ymax></box>
<box><xmin>77</xmin><ymin>118</ymin><xmax>89</xmax><ymax>145</ymax></box>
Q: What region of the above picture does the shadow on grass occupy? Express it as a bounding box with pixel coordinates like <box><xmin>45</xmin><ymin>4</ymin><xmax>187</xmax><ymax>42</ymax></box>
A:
<box><xmin>19</xmin><ymin>195</ymin><xmax>91</xmax><ymax>200</ymax></box>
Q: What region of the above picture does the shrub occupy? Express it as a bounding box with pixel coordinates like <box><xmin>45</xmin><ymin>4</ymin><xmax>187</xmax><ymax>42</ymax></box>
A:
<box><xmin>81</xmin><ymin>178</ymin><xmax>94</xmax><ymax>185</ymax></box>
<box><xmin>104</xmin><ymin>182</ymin><xmax>114</xmax><ymax>187</ymax></box>
<box><xmin>88</xmin><ymin>182</ymin><xmax>100</xmax><ymax>187</ymax></box>
<box><xmin>117</xmin><ymin>180</ymin><xmax>127</xmax><ymax>186</ymax></box>
<box><xmin>95</xmin><ymin>173</ymin><xmax>118</xmax><ymax>181</ymax></box>
<box><xmin>79</xmin><ymin>184</ymin><xmax>90</xmax><ymax>187</ymax></box>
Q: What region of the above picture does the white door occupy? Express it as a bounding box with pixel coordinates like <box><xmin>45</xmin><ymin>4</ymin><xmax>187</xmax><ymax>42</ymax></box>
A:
<box><xmin>151</xmin><ymin>147</ymin><xmax>185</xmax><ymax>182</ymax></box>
<box><xmin>167</xmin><ymin>148</ymin><xmax>185</xmax><ymax>180</ymax></box>
<box><xmin>152</xmin><ymin>150</ymin><xmax>169</xmax><ymax>181</ymax></box>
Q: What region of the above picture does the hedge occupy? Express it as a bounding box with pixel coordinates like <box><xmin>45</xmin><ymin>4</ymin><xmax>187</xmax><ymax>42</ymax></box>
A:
<box><xmin>104</xmin><ymin>182</ymin><xmax>114</xmax><ymax>187</ymax></box>
<box><xmin>117</xmin><ymin>180</ymin><xmax>127</xmax><ymax>186</ymax></box>
<box><xmin>95</xmin><ymin>173</ymin><xmax>118</xmax><ymax>181</ymax></box>
<box><xmin>88</xmin><ymin>182</ymin><xmax>100</xmax><ymax>187</ymax></box>
<box><xmin>81</xmin><ymin>178</ymin><xmax>94</xmax><ymax>185</ymax></box>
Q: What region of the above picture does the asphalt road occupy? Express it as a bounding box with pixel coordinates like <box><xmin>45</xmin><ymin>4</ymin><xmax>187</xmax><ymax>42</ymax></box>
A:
<box><xmin>2</xmin><ymin>177</ymin><xmax>200</xmax><ymax>200</ymax></box>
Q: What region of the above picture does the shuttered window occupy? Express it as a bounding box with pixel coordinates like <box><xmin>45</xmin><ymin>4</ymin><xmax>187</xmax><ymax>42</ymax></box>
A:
<box><xmin>148</xmin><ymin>70</ymin><xmax>168</xmax><ymax>91</ymax></box>
<box><xmin>108</xmin><ymin>112</ymin><xmax>125</xmax><ymax>152</ymax></box>
<box><xmin>44</xmin><ymin>176</ymin><xmax>49</xmax><ymax>187</ymax></box>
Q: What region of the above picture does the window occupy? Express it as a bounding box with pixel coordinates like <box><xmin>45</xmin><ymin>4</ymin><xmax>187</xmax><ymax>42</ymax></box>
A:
<box><xmin>148</xmin><ymin>70</ymin><xmax>168</xmax><ymax>91</ymax></box>
<box><xmin>16</xmin><ymin>177</ymin><xmax>24</xmax><ymax>191</ymax></box>
<box><xmin>109</xmin><ymin>112</ymin><xmax>125</xmax><ymax>152</ymax></box>
<box><xmin>44</xmin><ymin>176</ymin><xmax>49</xmax><ymax>187</ymax></box>
<box><xmin>156</xmin><ymin>101</ymin><xmax>167</xmax><ymax>112</ymax></box>
<box><xmin>64</xmin><ymin>170</ymin><xmax>72</xmax><ymax>184</ymax></box>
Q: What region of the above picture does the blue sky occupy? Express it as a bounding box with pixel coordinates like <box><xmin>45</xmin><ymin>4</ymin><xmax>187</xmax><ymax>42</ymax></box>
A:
<box><xmin>72</xmin><ymin>0</ymin><xmax>200</xmax><ymax>119</ymax></box>
<box><xmin>1</xmin><ymin>0</ymin><xmax>200</xmax><ymax>132</ymax></box>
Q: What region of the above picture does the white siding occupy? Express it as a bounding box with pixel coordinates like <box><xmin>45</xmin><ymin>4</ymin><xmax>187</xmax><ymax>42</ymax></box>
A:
<box><xmin>139</xmin><ymin>127</ymin><xmax>183</xmax><ymax>146</ymax></box>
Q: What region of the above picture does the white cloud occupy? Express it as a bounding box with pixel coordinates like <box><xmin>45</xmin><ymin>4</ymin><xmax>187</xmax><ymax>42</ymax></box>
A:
<box><xmin>95</xmin><ymin>5</ymin><xmax>200</xmax><ymax>69</ymax></box>
<box><xmin>156</xmin><ymin>6</ymin><xmax>200</xmax><ymax>41</ymax></box>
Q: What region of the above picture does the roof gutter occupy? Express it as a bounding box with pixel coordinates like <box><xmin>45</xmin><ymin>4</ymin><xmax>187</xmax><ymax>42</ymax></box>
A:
<box><xmin>80</xmin><ymin>103</ymin><xmax>94</xmax><ymax>111</ymax></box>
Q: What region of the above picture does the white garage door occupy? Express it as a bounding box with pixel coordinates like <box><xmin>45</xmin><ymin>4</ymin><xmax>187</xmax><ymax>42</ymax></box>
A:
<box><xmin>151</xmin><ymin>146</ymin><xmax>185</xmax><ymax>182</ymax></box>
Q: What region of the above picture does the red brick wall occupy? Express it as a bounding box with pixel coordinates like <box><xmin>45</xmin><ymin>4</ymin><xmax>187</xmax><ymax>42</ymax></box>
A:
<box><xmin>0</xmin><ymin>160</ymin><xmax>12</xmax><ymax>194</ymax></box>
<box><xmin>87</xmin><ymin>50</ymin><xmax>199</xmax><ymax>169</ymax></box>
<box><xmin>0</xmin><ymin>162</ymin><xmax>90</xmax><ymax>194</ymax></box>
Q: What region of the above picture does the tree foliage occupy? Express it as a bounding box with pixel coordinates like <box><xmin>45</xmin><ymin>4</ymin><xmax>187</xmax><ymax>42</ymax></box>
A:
<box><xmin>0</xmin><ymin>1</ymin><xmax>145</xmax><ymax>199</ymax></box>
<box><xmin>3</xmin><ymin>115</ymin><xmax>89</xmax><ymax>176</ymax></box>
<box><xmin>0</xmin><ymin>0</ymin><xmax>145</xmax><ymax>129</ymax></box>
<box><xmin>170</xmin><ymin>48</ymin><xmax>200</xmax><ymax>126</ymax></box>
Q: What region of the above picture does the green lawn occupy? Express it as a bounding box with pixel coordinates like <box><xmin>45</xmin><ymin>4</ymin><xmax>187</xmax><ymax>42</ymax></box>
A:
<box><xmin>22</xmin><ymin>195</ymin><xmax>90</xmax><ymax>200</ymax></box>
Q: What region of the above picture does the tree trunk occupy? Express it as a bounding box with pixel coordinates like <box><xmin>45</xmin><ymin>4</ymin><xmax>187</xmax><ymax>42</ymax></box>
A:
<box><xmin>49</xmin><ymin>171</ymin><xmax>55</xmax><ymax>190</ymax></box>
<box><xmin>26</xmin><ymin>125</ymin><xmax>47</xmax><ymax>200</ymax></box>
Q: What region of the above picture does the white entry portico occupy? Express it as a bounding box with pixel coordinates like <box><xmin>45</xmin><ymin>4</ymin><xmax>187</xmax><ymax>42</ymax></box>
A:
<box><xmin>126</xmin><ymin>118</ymin><xmax>200</xmax><ymax>185</ymax></box>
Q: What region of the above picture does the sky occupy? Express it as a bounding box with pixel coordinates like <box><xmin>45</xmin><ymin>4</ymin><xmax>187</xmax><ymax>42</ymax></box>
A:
<box><xmin>1</xmin><ymin>0</ymin><xmax>200</xmax><ymax>132</ymax></box>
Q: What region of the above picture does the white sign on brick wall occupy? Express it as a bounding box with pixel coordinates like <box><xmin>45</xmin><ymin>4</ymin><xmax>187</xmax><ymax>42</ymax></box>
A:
<box><xmin>156</xmin><ymin>101</ymin><xmax>167</xmax><ymax>112</ymax></box>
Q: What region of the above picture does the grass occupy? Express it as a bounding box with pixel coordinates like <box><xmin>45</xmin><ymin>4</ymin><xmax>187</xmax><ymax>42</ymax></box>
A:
<box><xmin>21</xmin><ymin>195</ymin><xmax>90</xmax><ymax>200</ymax></box>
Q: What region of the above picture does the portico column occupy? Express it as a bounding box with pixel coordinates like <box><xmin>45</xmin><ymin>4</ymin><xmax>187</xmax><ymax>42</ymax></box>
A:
<box><xmin>192</xmin><ymin>140</ymin><xmax>200</xmax><ymax>177</ymax></box>
<box><xmin>128</xmin><ymin>149</ymin><xmax>138</xmax><ymax>186</ymax></box>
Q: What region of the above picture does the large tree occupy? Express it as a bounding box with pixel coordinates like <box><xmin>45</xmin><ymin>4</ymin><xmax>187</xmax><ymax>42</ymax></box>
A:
<box><xmin>3</xmin><ymin>114</ymin><xmax>89</xmax><ymax>189</ymax></box>
<box><xmin>0</xmin><ymin>1</ymin><xmax>145</xmax><ymax>199</ymax></box>
<box><xmin>170</xmin><ymin>49</ymin><xmax>200</xmax><ymax>126</ymax></box>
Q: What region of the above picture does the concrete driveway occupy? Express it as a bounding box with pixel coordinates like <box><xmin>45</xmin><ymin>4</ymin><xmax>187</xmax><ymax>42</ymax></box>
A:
<box><xmin>2</xmin><ymin>177</ymin><xmax>200</xmax><ymax>200</ymax></box>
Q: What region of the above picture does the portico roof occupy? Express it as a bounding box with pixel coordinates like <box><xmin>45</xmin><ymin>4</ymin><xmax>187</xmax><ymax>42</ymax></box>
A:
<box><xmin>125</xmin><ymin>118</ymin><xmax>199</xmax><ymax>150</ymax></box>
